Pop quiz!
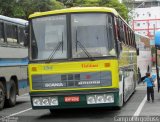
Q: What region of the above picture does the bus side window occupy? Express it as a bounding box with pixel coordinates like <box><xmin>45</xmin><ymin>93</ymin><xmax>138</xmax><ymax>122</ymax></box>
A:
<box><xmin>132</xmin><ymin>32</ymin><xmax>135</xmax><ymax>48</ymax></box>
<box><xmin>122</xmin><ymin>22</ymin><xmax>126</xmax><ymax>44</ymax></box>
<box><xmin>126</xmin><ymin>27</ymin><xmax>130</xmax><ymax>46</ymax></box>
<box><xmin>119</xmin><ymin>20</ymin><xmax>125</xmax><ymax>43</ymax></box>
<box><xmin>0</xmin><ymin>22</ymin><xmax>5</xmax><ymax>44</ymax></box>
<box><xmin>117</xmin><ymin>18</ymin><xmax>124</xmax><ymax>42</ymax></box>
<box><xmin>6</xmin><ymin>23</ymin><xmax>18</xmax><ymax>45</ymax></box>
<box><xmin>18</xmin><ymin>26</ymin><xmax>26</xmax><ymax>47</ymax></box>
<box><xmin>117</xmin><ymin>18</ymin><xmax>121</xmax><ymax>41</ymax></box>
<box><xmin>124</xmin><ymin>25</ymin><xmax>128</xmax><ymax>45</ymax></box>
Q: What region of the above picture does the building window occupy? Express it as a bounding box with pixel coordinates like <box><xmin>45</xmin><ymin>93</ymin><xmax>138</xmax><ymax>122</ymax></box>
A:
<box><xmin>149</xmin><ymin>13</ymin><xmax>151</xmax><ymax>17</ymax></box>
<box><xmin>137</xmin><ymin>14</ymin><xmax>139</xmax><ymax>17</ymax></box>
<box><xmin>137</xmin><ymin>23</ymin><xmax>140</xmax><ymax>27</ymax></box>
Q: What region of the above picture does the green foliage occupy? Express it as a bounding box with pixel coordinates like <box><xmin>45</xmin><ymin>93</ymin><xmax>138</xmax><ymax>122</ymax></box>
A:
<box><xmin>0</xmin><ymin>0</ymin><xmax>16</xmax><ymax>17</ymax></box>
<box><xmin>0</xmin><ymin>0</ymin><xmax>128</xmax><ymax>21</ymax></box>
<box><xmin>0</xmin><ymin>0</ymin><xmax>64</xmax><ymax>19</ymax></box>
<box><xmin>104</xmin><ymin>0</ymin><xmax>128</xmax><ymax>20</ymax></box>
<box><xmin>63</xmin><ymin>0</ymin><xmax>128</xmax><ymax>20</ymax></box>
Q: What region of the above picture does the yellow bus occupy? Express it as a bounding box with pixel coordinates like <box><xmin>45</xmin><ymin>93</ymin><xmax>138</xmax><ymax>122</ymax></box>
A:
<box><xmin>27</xmin><ymin>7</ymin><xmax>138</xmax><ymax>113</ymax></box>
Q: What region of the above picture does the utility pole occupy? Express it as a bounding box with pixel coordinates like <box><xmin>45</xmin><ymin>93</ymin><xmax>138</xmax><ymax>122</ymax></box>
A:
<box><xmin>154</xmin><ymin>23</ymin><xmax>160</xmax><ymax>92</ymax></box>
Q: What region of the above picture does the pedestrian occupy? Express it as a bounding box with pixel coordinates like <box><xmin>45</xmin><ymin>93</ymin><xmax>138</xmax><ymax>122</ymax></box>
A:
<box><xmin>143</xmin><ymin>72</ymin><xmax>156</xmax><ymax>102</ymax></box>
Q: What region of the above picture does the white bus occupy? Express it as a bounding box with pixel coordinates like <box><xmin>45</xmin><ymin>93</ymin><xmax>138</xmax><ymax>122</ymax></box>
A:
<box><xmin>135</xmin><ymin>33</ymin><xmax>152</xmax><ymax>83</ymax></box>
<box><xmin>0</xmin><ymin>15</ymin><xmax>28</xmax><ymax>110</ymax></box>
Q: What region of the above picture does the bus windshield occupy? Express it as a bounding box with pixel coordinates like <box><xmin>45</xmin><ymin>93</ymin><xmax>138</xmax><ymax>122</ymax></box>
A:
<box><xmin>31</xmin><ymin>15</ymin><xmax>67</xmax><ymax>60</ymax></box>
<box><xmin>30</xmin><ymin>13</ymin><xmax>116</xmax><ymax>60</ymax></box>
<box><xmin>71</xmin><ymin>13</ymin><xmax>116</xmax><ymax>58</ymax></box>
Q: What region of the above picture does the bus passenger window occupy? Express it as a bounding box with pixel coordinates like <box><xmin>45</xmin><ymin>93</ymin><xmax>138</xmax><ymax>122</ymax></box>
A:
<box><xmin>18</xmin><ymin>27</ymin><xmax>26</xmax><ymax>46</ymax></box>
<box><xmin>0</xmin><ymin>22</ymin><xmax>4</xmax><ymax>43</ymax></box>
<box><xmin>6</xmin><ymin>24</ymin><xmax>18</xmax><ymax>45</ymax></box>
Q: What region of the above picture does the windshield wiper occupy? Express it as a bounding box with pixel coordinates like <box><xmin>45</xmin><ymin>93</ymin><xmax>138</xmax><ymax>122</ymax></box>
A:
<box><xmin>75</xmin><ymin>30</ymin><xmax>94</xmax><ymax>61</ymax></box>
<box><xmin>47</xmin><ymin>32</ymin><xmax>64</xmax><ymax>62</ymax></box>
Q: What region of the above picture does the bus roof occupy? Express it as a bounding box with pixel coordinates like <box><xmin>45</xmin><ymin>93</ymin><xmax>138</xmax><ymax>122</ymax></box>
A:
<box><xmin>0</xmin><ymin>15</ymin><xmax>28</xmax><ymax>26</ymax></box>
<box><xmin>29</xmin><ymin>7</ymin><xmax>119</xmax><ymax>19</ymax></box>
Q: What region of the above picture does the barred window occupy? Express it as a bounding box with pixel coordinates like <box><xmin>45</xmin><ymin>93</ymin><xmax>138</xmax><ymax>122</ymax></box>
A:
<box><xmin>6</xmin><ymin>23</ymin><xmax>18</xmax><ymax>44</ymax></box>
<box><xmin>18</xmin><ymin>27</ymin><xmax>26</xmax><ymax>46</ymax></box>
<box><xmin>0</xmin><ymin>22</ymin><xmax>4</xmax><ymax>43</ymax></box>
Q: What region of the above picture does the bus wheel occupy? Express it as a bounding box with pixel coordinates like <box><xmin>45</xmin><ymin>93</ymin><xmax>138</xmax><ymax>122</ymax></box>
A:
<box><xmin>0</xmin><ymin>82</ymin><xmax>5</xmax><ymax>110</ymax></box>
<box><xmin>6</xmin><ymin>80</ymin><xmax>16</xmax><ymax>107</ymax></box>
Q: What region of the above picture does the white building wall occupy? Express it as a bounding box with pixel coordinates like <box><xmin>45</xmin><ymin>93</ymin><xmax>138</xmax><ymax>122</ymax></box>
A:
<box><xmin>131</xmin><ymin>7</ymin><xmax>160</xmax><ymax>37</ymax></box>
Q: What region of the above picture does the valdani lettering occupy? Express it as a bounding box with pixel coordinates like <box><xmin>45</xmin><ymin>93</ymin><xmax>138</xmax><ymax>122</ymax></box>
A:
<box><xmin>81</xmin><ymin>64</ymin><xmax>98</xmax><ymax>68</ymax></box>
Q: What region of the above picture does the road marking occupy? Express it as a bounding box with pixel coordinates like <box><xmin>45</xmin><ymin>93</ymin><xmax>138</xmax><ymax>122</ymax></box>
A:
<box><xmin>21</xmin><ymin>93</ymin><xmax>29</xmax><ymax>96</ymax></box>
<box><xmin>133</xmin><ymin>95</ymin><xmax>147</xmax><ymax>116</ymax></box>
<box><xmin>0</xmin><ymin>108</ymin><xmax>32</xmax><ymax>120</ymax></box>
<box><xmin>8</xmin><ymin>108</ymin><xmax>32</xmax><ymax>117</ymax></box>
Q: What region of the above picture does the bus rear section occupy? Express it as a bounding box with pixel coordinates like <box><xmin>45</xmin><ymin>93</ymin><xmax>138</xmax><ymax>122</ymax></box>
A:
<box><xmin>0</xmin><ymin>15</ymin><xmax>28</xmax><ymax>110</ymax></box>
<box><xmin>29</xmin><ymin>60</ymin><xmax>122</xmax><ymax>109</ymax></box>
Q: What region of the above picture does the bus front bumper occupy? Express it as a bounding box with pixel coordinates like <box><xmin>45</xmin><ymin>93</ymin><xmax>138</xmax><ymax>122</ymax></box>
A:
<box><xmin>30</xmin><ymin>89</ymin><xmax>119</xmax><ymax>109</ymax></box>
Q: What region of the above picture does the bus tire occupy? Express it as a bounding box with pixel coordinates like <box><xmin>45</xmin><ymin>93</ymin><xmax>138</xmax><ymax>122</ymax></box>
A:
<box><xmin>0</xmin><ymin>82</ymin><xmax>5</xmax><ymax>110</ymax></box>
<box><xmin>6</xmin><ymin>80</ymin><xmax>16</xmax><ymax>107</ymax></box>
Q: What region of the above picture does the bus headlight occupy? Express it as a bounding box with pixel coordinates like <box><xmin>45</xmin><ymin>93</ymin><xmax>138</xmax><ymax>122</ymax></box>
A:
<box><xmin>87</xmin><ymin>96</ymin><xmax>96</xmax><ymax>104</ymax></box>
<box><xmin>50</xmin><ymin>97</ymin><xmax>58</xmax><ymax>106</ymax></box>
<box><xmin>42</xmin><ymin>98</ymin><xmax>49</xmax><ymax>106</ymax></box>
<box><xmin>106</xmin><ymin>95</ymin><xmax>114</xmax><ymax>103</ymax></box>
<box><xmin>32</xmin><ymin>97</ymin><xmax>58</xmax><ymax>106</ymax></box>
<box><xmin>86</xmin><ymin>94</ymin><xmax>114</xmax><ymax>104</ymax></box>
<box><xmin>33</xmin><ymin>98</ymin><xmax>41</xmax><ymax>106</ymax></box>
<box><xmin>96</xmin><ymin>95</ymin><xmax>105</xmax><ymax>103</ymax></box>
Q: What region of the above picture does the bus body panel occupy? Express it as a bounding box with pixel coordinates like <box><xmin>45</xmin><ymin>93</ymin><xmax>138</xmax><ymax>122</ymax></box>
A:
<box><xmin>29</xmin><ymin>60</ymin><xmax>119</xmax><ymax>92</ymax></box>
<box><xmin>30</xmin><ymin>90</ymin><xmax>119</xmax><ymax>109</ymax></box>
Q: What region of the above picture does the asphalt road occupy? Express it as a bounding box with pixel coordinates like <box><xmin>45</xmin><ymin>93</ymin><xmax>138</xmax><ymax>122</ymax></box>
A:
<box><xmin>0</xmin><ymin>84</ymin><xmax>160</xmax><ymax>122</ymax></box>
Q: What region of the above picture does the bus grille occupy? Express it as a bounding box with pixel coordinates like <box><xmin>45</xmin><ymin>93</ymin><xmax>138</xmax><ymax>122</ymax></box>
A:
<box><xmin>32</xmin><ymin>71</ymin><xmax>112</xmax><ymax>90</ymax></box>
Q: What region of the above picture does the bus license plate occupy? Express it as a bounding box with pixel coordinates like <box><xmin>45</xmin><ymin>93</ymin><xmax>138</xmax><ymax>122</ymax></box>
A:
<box><xmin>64</xmin><ymin>96</ymin><xmax>80</xmax><ymax>102</ymax></box>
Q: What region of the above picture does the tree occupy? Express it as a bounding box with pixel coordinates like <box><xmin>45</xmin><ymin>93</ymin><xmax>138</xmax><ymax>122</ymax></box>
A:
<box><xmin>21</xmin><ymin>0</ymin><xmax>64</xmax><ymax>19</ymax></box>
<box><xmin>0</xmin><ymin>0</ymin><xmax>64</xmax><ymax>19</ymax></box>
<box><xmin>0</xmin><ymin>0</ymin><xmax>17</xmax><ymax>17</ymax></box>
<box><xmin>0</xmin><ymin>0</ymin><xmax>128</xmax><ymax>21</ymax></box>
<box><xmin>104</xmin><ymin>0</ymin><xmax>128</xmax><ymax>20</ymax></box>
<box><xmin>57</xmin><ymin>0</ymin><xmax>128</xmax><ymax>20</ymax></box>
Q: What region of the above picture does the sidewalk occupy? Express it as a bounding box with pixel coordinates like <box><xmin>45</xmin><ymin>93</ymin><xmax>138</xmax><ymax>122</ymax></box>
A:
<box><xmin>137</xmin><ymin>83</ymin><xmax>160</xmax><ymax>116</ymax></box>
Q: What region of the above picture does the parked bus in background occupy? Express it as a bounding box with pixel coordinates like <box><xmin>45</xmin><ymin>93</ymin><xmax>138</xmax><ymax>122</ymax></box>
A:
<box><xmin>27</xmin><ymin>7</ymin><xmax>138</xmax><ymax>113</ymax></box>
<box><xmin>135</xmin><ymin>33</ymin><xmax>152</xmax><ymax>83</ymax></box>
<box><xmin>0</xmin><ymin>15</ymin><xmax>28</xmax><ymax>110</ymax></box>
